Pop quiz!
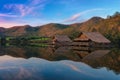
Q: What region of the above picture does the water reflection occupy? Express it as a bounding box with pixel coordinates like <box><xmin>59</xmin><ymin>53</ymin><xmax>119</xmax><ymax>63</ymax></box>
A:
<box><xmin>0</xmin><ymin>45</ymin><xmax>120</xmax><ymax>80</ymax></box>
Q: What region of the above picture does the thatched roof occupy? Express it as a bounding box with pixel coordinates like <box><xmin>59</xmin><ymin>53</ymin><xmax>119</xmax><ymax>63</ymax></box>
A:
<box><xmin>75</xmin><ymin>32</ymin><xmax>111</xmax><ymax>43</ymax></box>
<box><xmin>53</xmin><ymin>35</ymin><xmax>72</xmax><ymax>42</ymax></box>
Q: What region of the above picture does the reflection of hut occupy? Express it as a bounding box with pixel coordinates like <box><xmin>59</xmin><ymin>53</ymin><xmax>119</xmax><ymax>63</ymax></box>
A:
<box><xmin>82</xmin><ymin>50</ymin><xmax>110</xmax><ymax>62</ymax></box>
<box><xmin>53</xmin><ymin>47</ymin><xmax>81</xmax><ymax>61</ymax></box>
<box><xmin>73</xmin><ymin>32</ymin><xmax>111</xmax><ymax>47</ymax></box>
<box><xmin>54</xmin><ymin>47</ymin><xmax>71</xmax><ymax>54</ymax></box>
<box><xmin>52</xmin><ymin>35</ymin><xmax>72</xmax><ymax>46</ymax></box>
<box><xmin>74</xmin><ymin>51</ymin><xmax>90</xmax><ymax>59</ymax></box>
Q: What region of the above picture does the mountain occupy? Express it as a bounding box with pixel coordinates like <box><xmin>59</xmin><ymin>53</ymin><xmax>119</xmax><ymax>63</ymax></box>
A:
<box><xmin>0</xmin><ymin>12</ymin><xmax>120</xmax><ymax>45</ymax></box>
<box><xmin>78</xmin><ymin>17</ymin><xmax>104</xmax><ymax>31</ymax></box>
<box><xmin>38</xmin><ymin>23</ymin><xmax>70</xmax><ymax>36</ymax></box>
<box><xmin>4</xmin><ymin>25</ymin><xmax>40</xmax><ymax>37</ymax></box>
<box><xmin>3</xmin><ymin>23</ymin><xmax>70</xmax><ymax>37</ymax></box>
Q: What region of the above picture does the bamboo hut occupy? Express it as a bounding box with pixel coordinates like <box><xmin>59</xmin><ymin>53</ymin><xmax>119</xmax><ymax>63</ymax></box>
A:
<box><xmin>52</xmin><ymin>35</ymin><xmax>72</xmax><ymax>46</ymax></box>
<box><xmin>73</xmin><ymin>32</ymin><xmax>111</xmax><ymax>47</ymax></box>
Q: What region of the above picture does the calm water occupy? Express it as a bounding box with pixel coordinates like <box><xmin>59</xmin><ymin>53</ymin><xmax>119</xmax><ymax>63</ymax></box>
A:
<box><xmin>0</xmin><ymin>45</ymin><xmax>120</xmax><ymax>80</ymax></box>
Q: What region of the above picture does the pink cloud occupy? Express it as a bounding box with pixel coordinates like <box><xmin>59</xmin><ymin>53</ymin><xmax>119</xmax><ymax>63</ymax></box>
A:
<box><xmin>0</xmin><ymin>19</ymin><xmax>24</xmax><ymax>28</ymax></box>
<box><xmin>64</xmin><ymin>13</ymin><xmax>81</xmax><ymax>22</ymax></box>
<box><xmin>64</xmin><ymin>8</ymin><xmax>105</xmax><ymax>23</ymax></box>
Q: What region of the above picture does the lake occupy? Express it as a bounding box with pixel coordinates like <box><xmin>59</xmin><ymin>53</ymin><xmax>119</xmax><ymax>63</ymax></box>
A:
<box><xmin>0</xmin><ymin>45</ymin><xmax>120</xmax><ymax>80</ymax></box>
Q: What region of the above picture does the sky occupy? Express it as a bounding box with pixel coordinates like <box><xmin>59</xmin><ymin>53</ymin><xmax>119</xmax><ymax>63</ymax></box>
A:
<box><xmin>0</xmin><ymin>0</ymin><xmax>120</xmax><ymax>28</ymax></box>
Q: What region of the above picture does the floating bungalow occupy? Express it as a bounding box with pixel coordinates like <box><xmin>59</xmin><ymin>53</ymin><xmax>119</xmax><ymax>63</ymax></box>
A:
<box><xmin>52</xmin><ymin>35</ymin><xmax>72</xmax><ymax>46</ymax></box>
<box><xmin>73</xmin><ymin>32</ymin><xmax>111</xmax><ymax>47</ymax></box>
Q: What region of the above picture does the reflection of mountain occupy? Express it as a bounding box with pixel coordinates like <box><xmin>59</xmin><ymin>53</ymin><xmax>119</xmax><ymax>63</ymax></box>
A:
<box><xmin>0</xmin><ymin>46</ymin><xmax>81</xmax><ymax>61</ymax></box>
<box><xmin>0</xmin><ymin>45</ymin><xmax>120</xmax><ymax>74</ymax></box>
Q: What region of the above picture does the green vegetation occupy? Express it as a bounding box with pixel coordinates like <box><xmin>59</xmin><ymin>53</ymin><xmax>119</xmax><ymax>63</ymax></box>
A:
<box><xmin>105</xmin><ymin>33</ymin><xmax>120</xmax><ymax>47</ymax></box>
<box><xmin>28</xmin><ymin>43</ymin><xmax>49</xmax><ymax>47</ymax></box>
<box><xmin>27</xmin><ymin>36</ymin><xmax>50</xmax><ymax>40</ymax></box>
<box><xmin>69</xmin><ymin>31</ymin><xmax>80</xmax><ymax>40</ymax></box>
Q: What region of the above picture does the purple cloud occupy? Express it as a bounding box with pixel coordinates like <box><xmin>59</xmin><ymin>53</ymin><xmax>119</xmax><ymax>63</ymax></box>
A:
<box><xmin>16</xmin><ymin>4</ymin><xmax>34</xmax><ymax>17</ymax></box>
<box><xmin>4</xmin><ymin>4</ymin><xmax>34</xmax><ymax>17</ymax></box>
<box><xmin>3</xmin><ymin>0</ymin><xmax>48</xmax><ymax>17</ymax></box>
<box><xmin>0</xmin><ymin>0</ymin><xmax>49</xmax><ymax>27</ymax></box>
<box><xmin>0</xmin><ymin>13</ymin><xmax>18</xmax><ymax>17</ymax></box>
<box><xmin>30</xmin><ymin>0</ymin><xmax>47</xmax><ymax>6</ymax></box>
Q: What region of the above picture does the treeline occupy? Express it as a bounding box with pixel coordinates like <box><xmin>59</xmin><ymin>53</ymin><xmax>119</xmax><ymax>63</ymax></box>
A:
<box><xmin>0</xmin><ymin>36</ymin><xmax>51</xmax><ymax>45</ymax></box>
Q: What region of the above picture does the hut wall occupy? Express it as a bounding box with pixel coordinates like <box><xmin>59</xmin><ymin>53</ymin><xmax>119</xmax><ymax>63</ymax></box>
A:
<box><xmin>72</xmin><ymin>42</ymin><xmax>90</xmax><ymax>46</ymax></box>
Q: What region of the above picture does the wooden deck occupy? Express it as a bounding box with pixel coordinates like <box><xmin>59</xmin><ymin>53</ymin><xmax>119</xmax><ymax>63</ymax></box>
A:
<box><xmin>71</xmin><ymin>42</ymin><xmax>89</xmax><ymax>46</ymax></box>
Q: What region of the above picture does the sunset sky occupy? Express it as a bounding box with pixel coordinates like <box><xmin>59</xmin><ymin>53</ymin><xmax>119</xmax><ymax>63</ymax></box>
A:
<box><xmin>0</xmin><ymin>0</ymin><xmax>120</xmax><ymax>28</ymax></box>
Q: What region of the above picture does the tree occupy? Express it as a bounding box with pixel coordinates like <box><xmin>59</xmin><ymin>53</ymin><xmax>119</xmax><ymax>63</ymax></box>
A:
<box><xmin>113</xmin><ymin>12</ymin><xmax>120</xmax><ymax>17</ymax></box>
<box><xmin>107</xmin><ymin>15</ymin><xmax>112</xmax><ymax>19</ymax></box>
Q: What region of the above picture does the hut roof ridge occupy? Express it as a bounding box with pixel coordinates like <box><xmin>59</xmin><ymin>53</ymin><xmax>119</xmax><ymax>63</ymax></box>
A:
<box><xmin>82</xmin><ymin>32</ymin><xmax>111</xmax><ymax>43</ymax></box>
<box><xmin>54</xmin><ymin>35</ymin><xmax>72</xmax><ymax>42</ymax></box>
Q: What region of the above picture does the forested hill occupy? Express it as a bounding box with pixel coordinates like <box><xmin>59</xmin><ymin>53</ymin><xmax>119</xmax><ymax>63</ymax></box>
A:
<box><xmin>0</xmin><ymin>12</ymin><xmax>120</xmax><ymax>45</ymax></box>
